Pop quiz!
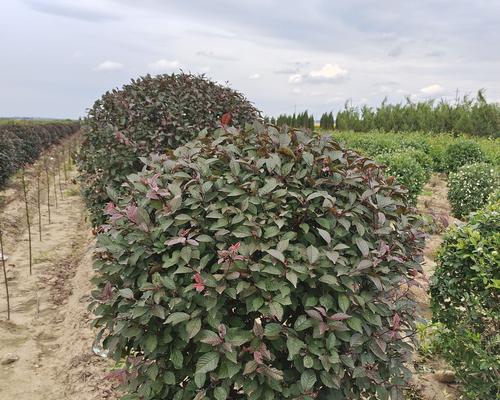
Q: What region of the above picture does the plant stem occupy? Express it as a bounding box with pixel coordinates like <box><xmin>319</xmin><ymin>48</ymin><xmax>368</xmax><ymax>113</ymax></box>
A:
<box><xmin>0</xmin><ymin>229</ymin><xmax>10</xmax><ymax>320</ymax></box>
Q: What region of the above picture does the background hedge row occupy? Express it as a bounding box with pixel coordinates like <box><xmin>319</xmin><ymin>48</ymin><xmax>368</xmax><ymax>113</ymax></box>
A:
<box><xmin>0</xmin><ymin>121</ymin><xmax>80</xmax><ymax>186</ymax></box>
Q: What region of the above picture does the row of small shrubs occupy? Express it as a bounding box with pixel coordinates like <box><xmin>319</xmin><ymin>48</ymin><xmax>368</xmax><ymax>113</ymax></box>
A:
<box><xmin>84</xmin><ymin>74</ymin><xmax>426</xmax><ymax>399</ymax></box>
<box><xmin>334</xmin><ymin>132</ymin><xmax>498</xmax><ymax>174</ymax></box>
<box><xmin>430</xmin><ymin>199</ymin><xmax>499</xmax><ymax>399</ymax></box>
<box><xmin>0</xmin><ymin>121</ymin><xmax>80</xmax><ymax>186</ymax></box>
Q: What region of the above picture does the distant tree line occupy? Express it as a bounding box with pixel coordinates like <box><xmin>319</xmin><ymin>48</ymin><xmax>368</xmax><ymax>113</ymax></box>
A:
<box><xmin>266</xmin><ymin>91</ymin><xmax>500</xmax><ymax>137</ymax></box>
<box><xmin>265</xmin><ymin>111</ymin><xmax>315</xmax><ymax>130</ymax></box>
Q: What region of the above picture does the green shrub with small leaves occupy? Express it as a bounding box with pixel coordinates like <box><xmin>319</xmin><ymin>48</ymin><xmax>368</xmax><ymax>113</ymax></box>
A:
<box><xmin>430</xmin><ymin>202</ymin><xmax>500</xmax><ymax>399</ymax></box>
<box><xmin>400</xmin><ymin>149</ymin><xmax>433</xmax><ymax>180</ymax></box>
<box><xmin>447</xmin><ymin>163</ymin><xmax>499</xmax><ymax>218</ymax></box>
<box><xmin>78</xmin><ymin>73</ymin><xmax>260</xmax><ymax>226</ymax></box>
<box><xmin>375</xmin><ymin>153</ymin><xmax>427</xmax><ymax>205</ymax></box>
<box><xmin>91</xmin><ymin>123</ymin><xmax>424</xmax><ymax>400</ymax></box>
<box><xmin>444</xmin><ymin>140</ymin><xmax>485</xmax><ymax>172</ymax></box>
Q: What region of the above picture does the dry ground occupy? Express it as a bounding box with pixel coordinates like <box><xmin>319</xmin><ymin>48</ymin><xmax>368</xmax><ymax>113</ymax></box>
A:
<box><xmin>0</xmin><ymin>165</ymin><xmax>463</xmax><ymax>400</ymax></box>
<box><xmin>0</xmin><ymin>148</ymin><xmax>119</xmax><ymax>400</ymax></box>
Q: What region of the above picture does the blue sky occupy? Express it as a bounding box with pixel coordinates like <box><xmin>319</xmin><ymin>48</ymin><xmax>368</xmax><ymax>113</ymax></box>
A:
<box><xmin>2</xmin><ymin>0</ymin><xmax>499</xmax><ymax>118</ymax></box>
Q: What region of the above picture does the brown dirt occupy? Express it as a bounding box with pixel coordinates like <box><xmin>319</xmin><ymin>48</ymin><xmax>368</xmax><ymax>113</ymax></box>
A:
<box><xmin>410</xmin><ymin>175</ymin><xmax>462</xmax><ymax>400</ymax></box>
<box><xmin>0</xmin><ymin>148</ymin><xmax>119</xmax><ymax>400</ymax></box>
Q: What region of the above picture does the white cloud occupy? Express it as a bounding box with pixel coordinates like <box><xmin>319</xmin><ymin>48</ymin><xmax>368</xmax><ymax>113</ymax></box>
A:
<box><xmin>292</xmin><ymin>88</ymin><xmax>302</xmax><ymax>94</ymax></box>
<box><xmin>289</xmin><ymin>74</ymin><xmax>303</xmax><ymax>84</ymax></box>
<box><xmin>420</xmin><ymin>84</ymin><xmax>444</xmax><ymax>95</ymax></box>
<box><xmin>288</xmin><ymin>64</ymin><xmax>348</xmax><ymax>85</ymax></box>
<box><xmin>148</xmin><ymin>59</ymin><xmax>180</xmax><ymax>71</ymax></box>
<box><xmin>249</xmin><ymin>73</ymin><xmax>261</xmax><ymax>79</ymax></box>
<box><xmin>94</xmin><ymin>60</ymin><xmax>123</xmax><ymax>71</ymax></box>
<box><xmin>309</xmin><ymin>63</ymin><xmax>348</xmax><ymax>80</ymax></box>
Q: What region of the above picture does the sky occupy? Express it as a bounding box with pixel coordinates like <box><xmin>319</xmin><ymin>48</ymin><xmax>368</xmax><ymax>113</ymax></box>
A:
<box><xmin>1</xmin><ymin>0</ymin><xmax>499</xmax><ymax>119</ymax></box>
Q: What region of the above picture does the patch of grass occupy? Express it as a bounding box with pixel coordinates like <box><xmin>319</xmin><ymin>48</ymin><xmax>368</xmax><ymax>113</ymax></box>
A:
<box><xmin>34</xmin><ymin>250</ymin><xmax>51</xmax><ymax>264</ymax></box>
<box><xmin>64</xmin><ymin>186</ymin><xmax>80</xmax><ymax>197</ymax></box>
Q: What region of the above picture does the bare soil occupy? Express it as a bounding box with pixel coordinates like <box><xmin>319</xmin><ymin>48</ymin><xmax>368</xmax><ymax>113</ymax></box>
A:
<box><xmin>410</xmin><ymin>175</ymin><xmax>462</xmax><ymax>400</ymax></box>
<box><xmin>0</xmin><ymin>150</ymin><xmax>119</xmax><ymax>400</ymax></box>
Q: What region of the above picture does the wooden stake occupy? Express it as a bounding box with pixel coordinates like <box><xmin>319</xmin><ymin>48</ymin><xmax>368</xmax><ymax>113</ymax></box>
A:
<box><xmin>21</xmin><ymin>171</ymin><xmax>33</xmax><ymax>275</ymax></box>
<box><xmin>45</xmin><ymin>160</ymin><xmax>51</xmax><ymax>224</ymax></box>
<box><xmin>57</xmin><ymin>155</ymin><xmax>64</xmax><ymax>200</ymax></box>
<box><xmin>36</xmin><ymin>171</ymin><xmax>42</xmax><ymax>241</ymax></box>
<box><xmin>53</xmin><ymin>166</ymin><xmax>58</xmax><ymax>209</ymax></box>
<box><xmin>0</xmin><ymin>229</ymin><xmax>10</xmax><ymax>320</ymax></box>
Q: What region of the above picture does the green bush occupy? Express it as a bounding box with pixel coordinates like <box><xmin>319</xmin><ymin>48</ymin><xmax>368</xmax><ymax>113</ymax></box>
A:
<box><xmin>447</xmin><ymin>163</ymin><xmax>499</xmax><ymax>218</ymax></box>
<box><xmin>444</xmin><ymin>140</ymin><xmax>485</xmax><ymax>172</ymax></box>
<box><xmin>78</xmin><ymin>73</ymin><xmax>260</xmax><ymax>226</ymax></box>
<box><xmin>376</xmin><ymin>153</ymin><xmax>427</xmax><ymax>204</ymax></box>
<box><xmin>91</xmin><ymin>123</ymin><xmax>424</xmax><ymax>400</ymax></box>
<box><xmin>400</xmin><ymin>149</ymin><xmax>433</xmax><ymax>180</ymax></box>
<box><xmin>430</xmin><ymin>202</ymin><xmax>500</xmax><ymax>399</ymax></box>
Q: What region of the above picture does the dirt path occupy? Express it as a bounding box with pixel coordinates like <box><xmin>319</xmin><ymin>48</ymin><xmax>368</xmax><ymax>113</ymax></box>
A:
<box><xmin>410</xmin><ymin>175</ymin><xmax>461</xmax><ymax>400</ymax></box>
<box><xmin>0</xmin><ymin>150</ymin><xmax>118</xmax><ymax>399</ymax></box>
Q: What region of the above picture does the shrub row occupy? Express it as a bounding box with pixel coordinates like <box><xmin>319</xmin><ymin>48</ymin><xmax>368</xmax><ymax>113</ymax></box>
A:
<box><xmin>0</xmin><ymin>121</ymin><xmax>80</xmax><ymax>186</ymax></box>
<box><xmin>90</xmin><ymin>122</ymin><xmax>425</xmax><ymax>399</ymax></box>
<box><xmin>334</xmin><ymin>132</ymin><xmax>496</xmax><ymax>174</ymax></box>
<box><xmin>78</xmin><ymin>73</ymin><xmax>260</xmax><ymax>227</ymax></box>
<box><xmin>430</xmin><ymin>201</ymin><xmax>500</xmax><ymax>399</ymax></box>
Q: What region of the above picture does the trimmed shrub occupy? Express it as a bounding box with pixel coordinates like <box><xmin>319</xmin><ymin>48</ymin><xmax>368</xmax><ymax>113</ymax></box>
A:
<box><xmin>78</xmin><ymin>73</ymin><xmax>260</xmax><ymax>226</ymax></box>
<box><xmin>91</xmin><ymin>123</ymin><xmax>424</xmax><ymax>400</ymax></box>
<box><xmin>430</xmin><ymin>202</ymin><xmax>500</xmax><ymax>399</ymax></box>
<box><xmin>444</xmin><ymin>140</ymin><xmax>485</xmax><ymax>172</ymax></box>
<box><xmin>376</xmin><ymin>153</ymin><xmax>427</xmax><ymax>205</ymax></box>
<box><xmin>447</xmin><ymin>163</ymin><xmax>499</xmax><ymax>218</ymax></box>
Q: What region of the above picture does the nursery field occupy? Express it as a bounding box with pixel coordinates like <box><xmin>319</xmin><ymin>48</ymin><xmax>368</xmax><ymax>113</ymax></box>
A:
<box><xmin>0</xmin><ymin>74</ymin><xmax>498</xmax><ymax>400</ymax></box>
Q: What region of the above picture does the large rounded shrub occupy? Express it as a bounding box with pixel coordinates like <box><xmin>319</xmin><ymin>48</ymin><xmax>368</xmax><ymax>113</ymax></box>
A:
<box><xmin>430</xmin><ymin>202</ymin><xmax>500</xmax><ymax>399</ymax></box>
<box><xmin>78</xmin><ymin>73</ymin><xmax>260</xmax><ymax>226</ymax></box>
<box><xmin>375</xmin><ymin>152</ymin><xmax>427</xmax><ymax>205</ymax></box>
<box><xmin>444</xmin><ymin>140</ymin><xmax>485</xmax><ymax>172</ymax></box>
<box><xmin>91</xmin><ymin>123</ymin><xmax>424</xmax><ymax>399</ymax></box>
<box><xmin>447</xmin><ymin>163</ymin><xmax>499</xmax><ymax>218</ymax></box>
